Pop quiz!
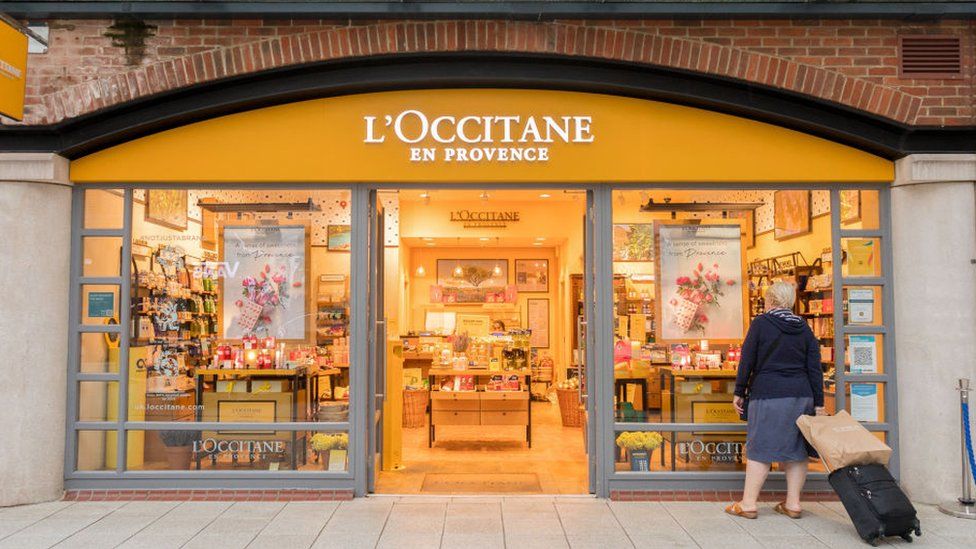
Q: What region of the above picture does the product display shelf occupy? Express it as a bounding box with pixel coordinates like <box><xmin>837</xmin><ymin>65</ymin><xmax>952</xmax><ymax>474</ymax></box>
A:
<box><xmin>316</xmin><ymin>275</ymin><xmax>350</xmax><ymax>391</ymax></box>
<box><xmin>130</xmin><ymin>246</ymin><xmax>220</xmax><ymax>392</ymax></box>
<box><xmin>427</xmin><ymin>368</ymin><xmax>532</xmax><ymax>448</ymax></box>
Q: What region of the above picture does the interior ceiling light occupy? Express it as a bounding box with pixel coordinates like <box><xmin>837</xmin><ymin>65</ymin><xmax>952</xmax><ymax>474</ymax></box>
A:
<box><xmin>535</xmin><ymin>237</ymin><xmax>546</xmax><ymax>241</ymax></box>
<box><xmin>422</xmin><ymin>237</ymin><xmax>434</xmax><ymax>241</ymax></box>
<box><xmin>480</xmin><ymin>191</ymin><xmax>490</xmax><ymax>201</ymax></box>
<box><xmin>493</xmin><ymin>263</ymin><xmax>502</xmax><ymax>276</ymax></box>
<box><xmin>415</xmin><ymin>265</ymin><xmax>426</xmax><ymax>276</ymax></box>
<box><xmin>539</xmin><ymin>193</ymin><xmax>551</xmax><ymax>199</ymax></box>
<box><xmin>533</xmin><ymin>242</ymin><xmax>543</xmax><ymax>246</ymax></box>
<box><xmin>479</xmin><ymin>237</ymin><xmax>490</xmax><ymax>241</ymax></box>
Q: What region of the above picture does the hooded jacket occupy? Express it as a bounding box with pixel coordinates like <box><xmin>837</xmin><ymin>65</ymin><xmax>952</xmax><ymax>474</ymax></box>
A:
<box><xmin>733</xmin><ymin>308</ymin><xmax>825</xmax><ymax>407</ymax></box>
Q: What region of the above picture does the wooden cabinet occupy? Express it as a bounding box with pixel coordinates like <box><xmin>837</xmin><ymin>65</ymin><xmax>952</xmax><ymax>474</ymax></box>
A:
<box><xmin>429</xmin><ymin>390</ymin><xmax>531</xmax><ymax>447</ymax></box>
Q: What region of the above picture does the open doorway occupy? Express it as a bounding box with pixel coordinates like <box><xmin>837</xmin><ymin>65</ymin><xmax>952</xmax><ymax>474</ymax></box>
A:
<box><xmin>368</xmin><ymin>188</ymin><xmax>592</xmax><ymax>494</ymax></box>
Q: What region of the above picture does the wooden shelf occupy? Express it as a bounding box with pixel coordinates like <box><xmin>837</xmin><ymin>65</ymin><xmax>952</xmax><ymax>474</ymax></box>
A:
<box><xmin>428</xmin><ymin>368</ymin><xmax>531</xmax><ymax>377</ymax></box>
<box><xmin>660</xmin><ymin>367</ymin><xmax>739</xmax><ymax>379</ymax></box>
<box><xmin>196</xmin><ymin>368</ymin><xmax>316</xmax><ymax>377</ymax></box>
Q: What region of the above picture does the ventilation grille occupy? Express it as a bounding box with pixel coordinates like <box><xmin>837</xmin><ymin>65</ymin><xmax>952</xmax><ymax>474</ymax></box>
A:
<box><xmin>899</xmin><ymin>36</ymin><xmax>963</xmax><ymax>78</ymax></box>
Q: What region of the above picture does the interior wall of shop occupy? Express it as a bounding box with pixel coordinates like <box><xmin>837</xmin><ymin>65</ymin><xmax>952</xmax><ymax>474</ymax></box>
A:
<box><xmin>892</xmin><ymin>154</ymin><xmax>976</xmax><ymax>504</ymax></box>
<box><xmin>0</xmin><ymin>154</ymin><xmax>72</xmax><ymax>506</ymax></box>
<box><xmin>398</xmin><ymin>198</ymin><xmax>585</xmax><ymax>378</ymax></box>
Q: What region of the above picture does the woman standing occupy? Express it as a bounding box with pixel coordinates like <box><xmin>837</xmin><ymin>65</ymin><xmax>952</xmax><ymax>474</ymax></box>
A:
<box><xmin>726</xmin><ymin>281</ymin><xmax>826</xmax><ymax>519</ymax></box>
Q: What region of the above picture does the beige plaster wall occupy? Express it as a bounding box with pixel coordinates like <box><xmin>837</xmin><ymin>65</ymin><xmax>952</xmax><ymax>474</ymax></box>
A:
<box><xmin>0</xmin><ymin>155</ymin><xmax>72</xmax><ymax>505</ymax></box>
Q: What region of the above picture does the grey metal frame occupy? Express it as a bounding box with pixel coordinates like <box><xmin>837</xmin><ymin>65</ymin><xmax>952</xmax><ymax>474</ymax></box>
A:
<box><xmin>65</xmin><ymin>182</ymin><xmax>897</xmax><ymax>497</ymax></box>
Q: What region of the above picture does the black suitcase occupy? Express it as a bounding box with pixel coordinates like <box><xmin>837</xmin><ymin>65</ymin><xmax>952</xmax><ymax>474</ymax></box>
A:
<box><xmin>828</xmin><ymin>463</ymin><xmax>922</xmax><ymax>546</ymax></box>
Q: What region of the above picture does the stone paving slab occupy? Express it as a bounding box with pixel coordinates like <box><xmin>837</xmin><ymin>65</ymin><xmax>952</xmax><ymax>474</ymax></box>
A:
<box><xmin>0</xmin><ymin>498</ymin><xmax>974</xmax><ymax>548</ymax></box>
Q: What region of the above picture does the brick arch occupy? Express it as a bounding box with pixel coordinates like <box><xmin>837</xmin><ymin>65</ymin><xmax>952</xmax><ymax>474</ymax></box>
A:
<box><xmin>37</xmin><ymin>21</ymin><xmax>920</xmax><ymax>125</ymax></box>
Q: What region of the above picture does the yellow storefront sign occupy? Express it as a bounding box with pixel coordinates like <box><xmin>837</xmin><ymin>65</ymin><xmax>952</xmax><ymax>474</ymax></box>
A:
<box><xmin>0</xmin><ymin>19</ymin><xmax>28</xmax><ymax>121</ymax></box>
<box><xmin>71</xmin><ymin>89</ymin><xmax>894</xmax><ymax>183</ymax></box>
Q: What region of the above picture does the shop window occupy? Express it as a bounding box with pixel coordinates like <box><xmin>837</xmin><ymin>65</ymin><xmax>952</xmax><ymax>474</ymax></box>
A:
<box><xmin>842</xmin><ymin>286</ymin><xmax>884</xmax><ymax>327</ymax></box>
<box><xmin>125</xmin><ymin>189</ymin><xmax>352</xmax><ymax>434</ymax></box>
<box><xmin>841</xmin><ymin>238</ymin><xmax>883</xmax><ymax>278</ymax></box>
<box><xmin>76</xmin><ymin>430</ymin><xmax>117</xmax><ymax>471</ymax></box>
<box><xmin>77</xmin><ymin>381</ymin><xmax>119</xmax><ymax>422</ymax></box>
<box><xmin>615</xmin><ymin>429</ymin><xmax>749</xmax><ymax>472</ymax></box>
<box><xmin>842</xmin><ymin>382</ymin><xmax>886</xmax><ymax>423</ymax></box>
<box><xmin>124</xmin><ymin>429</ymin><xmax>349</xmax><ymax>472</ymax></box>
<box><xmin>82</xmin><ymin>237</ymin><xmax>123</xmax><ymax>277</ymax></box>
<box><xmin>83</xmin><ymin>189</ymin><xmax>124</xmax><ymax>229</ymax></box>
<box><xmin>843</xmin><ymin>333</ymin><xmax>885</xmax><ymax>374</ymax></box>
<box><xmin>607</xmin><ymin>188</ymin><xmax>891</xmax><ymax>479</ymax></box>
<box><xmin>80</xmin><ymin>284</ymin><xmax>120</xmax><ymax>325</ymax></box>
<box><xmin>79</xmin><ymin>332</ymin><xmax>120</xmax><ymax>373</ymax></box>
<box><xmin>840</xmin><ymin>190</ymin><xmax>880</xmax><ymax>230</ymax></box>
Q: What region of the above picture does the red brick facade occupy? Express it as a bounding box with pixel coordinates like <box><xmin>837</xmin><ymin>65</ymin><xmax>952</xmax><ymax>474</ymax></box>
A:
<box><xmin>18</xmin><ymin>18</ymin><xmax>975</xmax><ymax>126</ymax></box>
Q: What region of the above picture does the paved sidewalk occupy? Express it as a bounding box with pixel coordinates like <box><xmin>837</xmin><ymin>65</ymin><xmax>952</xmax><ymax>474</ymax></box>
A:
<box><xmin>1</xmin><ymin>496</ymin><xmax>974</xmax><ymax>549</ymax></box>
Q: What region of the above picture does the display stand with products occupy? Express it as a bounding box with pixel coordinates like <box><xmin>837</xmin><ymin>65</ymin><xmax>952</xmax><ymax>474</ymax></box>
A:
<box><xmin>427</xmin><ymin>368</ymin><xmax>532</xmax><ymax>447</ymax></box>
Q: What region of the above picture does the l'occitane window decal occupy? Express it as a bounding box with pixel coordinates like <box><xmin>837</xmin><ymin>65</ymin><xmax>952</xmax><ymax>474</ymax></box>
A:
<box><xmin>363</xmin><ymin>111</ymin><xmax>594</xmax><ymax>163</ymax></box>
<box><xmin>70</xmin><ymin>89</ymin><xmax>894</xmax><ymax>183</ymax></box>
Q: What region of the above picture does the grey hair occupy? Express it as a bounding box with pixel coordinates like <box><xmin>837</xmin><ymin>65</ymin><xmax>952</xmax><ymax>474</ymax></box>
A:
<box><xmin>765</xmin><ymin>281</ymin><xmax>797</xmax><ymax>310</ymax></box>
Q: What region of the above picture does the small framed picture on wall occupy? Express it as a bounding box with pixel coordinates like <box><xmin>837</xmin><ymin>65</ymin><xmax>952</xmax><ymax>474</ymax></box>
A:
<box><xmin>515</xmin><ymin>259</ymin><xmax>549</xmax><ymax>293</ymax></box>
<box><xmin>145</xmin><ymin>189</ymin><xmax>188</xmax><ymax>230</ymax></box>
<box><xmin>841</xmin><ymin>190</ymin><xmax>861</xmax><ymax>224</ymax></box>
<box><xmin>773</xmin><ymin>190</ymin><xmax>811</xmax><ymax>241</ymax></box>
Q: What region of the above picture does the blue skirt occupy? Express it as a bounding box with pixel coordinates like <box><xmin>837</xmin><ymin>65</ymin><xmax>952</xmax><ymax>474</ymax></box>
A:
<box><xmin>746</xmin><ymin>397</ymin><xmax>816</xmax><ymax>463</ymax></box>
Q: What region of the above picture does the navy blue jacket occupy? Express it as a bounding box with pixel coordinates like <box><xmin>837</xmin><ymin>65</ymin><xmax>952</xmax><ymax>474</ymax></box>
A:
<box><xmin>733</xmin><ymin>309</ymin><xmax>824</xmax><ymax>407</ymax></box>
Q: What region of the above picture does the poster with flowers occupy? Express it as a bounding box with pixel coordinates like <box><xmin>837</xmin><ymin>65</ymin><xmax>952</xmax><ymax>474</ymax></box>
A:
<box><xmin>655</xmin><ymin>222</ymin><xmax>747</xmax><ymax>342</ymax></box>
<box><xmin>220</xmin><ymin>225</ymin><xmax>308</xmax><ymax>340</ymax></box>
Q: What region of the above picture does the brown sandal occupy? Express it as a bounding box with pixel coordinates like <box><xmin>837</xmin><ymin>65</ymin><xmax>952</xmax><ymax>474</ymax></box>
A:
<box><xmin>774</xmin><ymin>502</ymin><xmax>802</xmax><ymax>519</ymax></box>
<box><xmin>724</xmin><ymin>502</ymin><xmax>758</xmax><ymax>519</ymax></box>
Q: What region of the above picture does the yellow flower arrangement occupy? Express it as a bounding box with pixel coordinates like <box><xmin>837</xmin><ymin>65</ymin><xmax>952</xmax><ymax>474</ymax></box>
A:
<box><xmin>615</xmin><ymin>431</ymin><xmax>663</xmax><ymax>451</ymax></box>
<box><xmin>310</xmin><ymin>433</ymin><xmax>349</xmax><ymax>452</ymax></box>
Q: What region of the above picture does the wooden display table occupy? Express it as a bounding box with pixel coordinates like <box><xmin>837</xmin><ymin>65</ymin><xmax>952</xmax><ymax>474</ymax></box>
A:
<box><xmin>427</xmin><ymin>368</ymin><xmax>532</xmax><ymax>448</ymax></box>
<box><xmin>194</xmin><ymin>367</ymin><xmax>320</xmax><ymax>470</ymax></box>
<box><xmin>659</xmin><ymin>367</ymin><xmax>745</xmax><ymax>471</ymax></box>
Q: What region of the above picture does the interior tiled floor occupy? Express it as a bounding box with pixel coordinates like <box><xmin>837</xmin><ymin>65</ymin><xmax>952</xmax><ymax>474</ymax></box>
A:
<box><xmin>376</xmin><ymin>400</ymin><xmax>589</xmax><ymax>495</ymax></box>
<box><xmin>1</xmin><ymin>497</ymin><xmax>973</xmax><ymax>549</ymax></box>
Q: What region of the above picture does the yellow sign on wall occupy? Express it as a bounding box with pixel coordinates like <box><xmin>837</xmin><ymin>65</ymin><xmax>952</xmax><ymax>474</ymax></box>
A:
<box><xmin>0</xmin><ymin>20</ymin><xmax>28</xmax><ymax>121</ymax></box>
<box><xmin>71</xmin><ymin>89</ymin><xmax>894</xmax><ymax>183</ymax></box>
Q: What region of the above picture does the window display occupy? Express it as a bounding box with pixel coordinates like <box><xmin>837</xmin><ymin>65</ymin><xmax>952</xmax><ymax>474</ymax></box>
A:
<box><xmin>76</xmin><ymin>188</ymin><xmax>353</xmax><ymax>473</ymax></box>
<box><xmin>611</xmin><ymin>188</ymin><xmax>888</xmax><ymax>475</ymax></box>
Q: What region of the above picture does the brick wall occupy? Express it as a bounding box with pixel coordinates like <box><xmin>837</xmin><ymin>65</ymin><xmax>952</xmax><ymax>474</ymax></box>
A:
<box><xmin>17</xmin><ymin>18</ymin><xmax>976</xmax><ymax>127</ymax></box>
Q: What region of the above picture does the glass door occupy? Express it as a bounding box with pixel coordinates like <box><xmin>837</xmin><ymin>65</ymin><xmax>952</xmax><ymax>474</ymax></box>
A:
<box><xmin>365</xmin><ymin>190</ymin><xmax>386</xmax><ymax>492</ymax></box>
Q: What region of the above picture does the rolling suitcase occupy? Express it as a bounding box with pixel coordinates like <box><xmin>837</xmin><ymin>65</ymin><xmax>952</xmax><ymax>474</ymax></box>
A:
<box><xmin>827</xmin><ymin>463</ymin><xmax>921</xmax><ymax>546</ymax></box>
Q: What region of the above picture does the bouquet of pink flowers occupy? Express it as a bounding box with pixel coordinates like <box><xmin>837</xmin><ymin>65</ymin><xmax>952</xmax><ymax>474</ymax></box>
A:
<box><xmin>235</xmin><ymin>264</ymin><xmax>301</xmax><ymax>332</ymax></box>
<box><xmin>669</xmin><ymin>261</ymin><xmax>736</xmax><ymax>334</ymax></box>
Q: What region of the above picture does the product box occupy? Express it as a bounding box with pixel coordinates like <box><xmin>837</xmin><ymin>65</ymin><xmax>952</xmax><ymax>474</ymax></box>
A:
<box><xmin>216</xmin><ymin>381</ymin><xmax>248</xmax><ymax>393</ymax></box>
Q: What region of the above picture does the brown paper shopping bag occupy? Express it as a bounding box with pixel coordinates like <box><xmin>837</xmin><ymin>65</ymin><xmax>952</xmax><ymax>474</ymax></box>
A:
<box><xmin>796</xmin><ymin>410</ymin><xmax>892</xmax><ymax>471</ymax></box>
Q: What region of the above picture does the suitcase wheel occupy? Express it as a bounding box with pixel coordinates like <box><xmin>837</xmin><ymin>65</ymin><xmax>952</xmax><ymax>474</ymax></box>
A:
<box><xmin>914</xmin><ymin>527</ymin><xmax>922</xmax><ymax>537</ymax></box>
<box><xmin>900</xmin><ymin>533</ymin><xmax>913</xmax><ymax>543</ymax></box>
<box><xmin>868</xmin><ymin>538</ymin><xmax>882</xmax><ymax>547</ymax></box>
